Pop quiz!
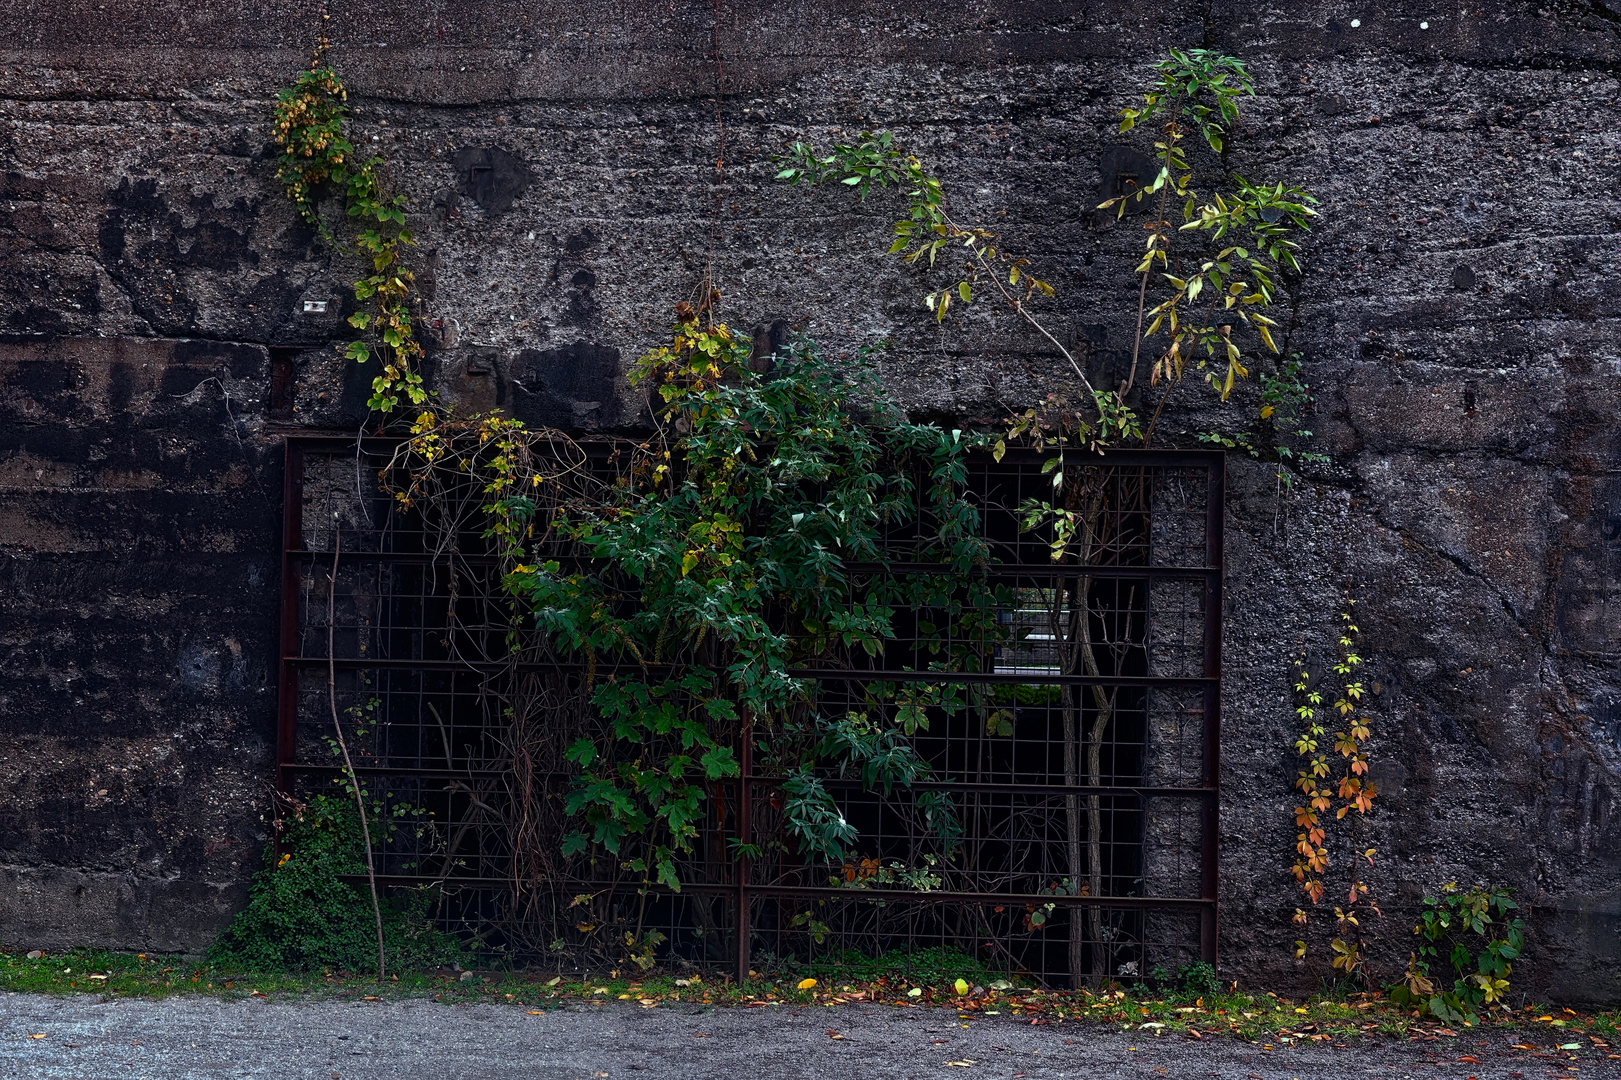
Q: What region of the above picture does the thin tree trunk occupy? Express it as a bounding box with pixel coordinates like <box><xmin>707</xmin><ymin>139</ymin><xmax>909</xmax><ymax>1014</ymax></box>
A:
<box><xmin>1060</xmin><ymin>580</ymin><xmax>1085</xmax><ymax>986</ymax></box>
<box><xmin>1060</xmin><ymin>484</ymin><xmax>1114</xmax><ymax>988</ymax></box>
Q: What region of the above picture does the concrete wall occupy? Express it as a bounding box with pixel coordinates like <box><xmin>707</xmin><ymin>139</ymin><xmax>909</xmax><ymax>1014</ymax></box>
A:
<box><xmin>1</xmin><ymin>0</ymin><xmax>1618</xmax><ymax>998</ymax></box>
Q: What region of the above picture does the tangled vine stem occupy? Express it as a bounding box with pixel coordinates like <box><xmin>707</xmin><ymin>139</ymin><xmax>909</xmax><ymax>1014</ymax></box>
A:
<box><xmin>326</xmin><ymin>523</ymin><xmax>386</xmax><ymax>979</ymax></box>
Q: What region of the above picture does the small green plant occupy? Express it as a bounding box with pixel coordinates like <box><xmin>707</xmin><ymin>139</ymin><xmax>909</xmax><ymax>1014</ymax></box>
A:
<box><xmin>833</xmin><ymin>854</ymin><xmax>943</xmax><ymax>892</ymax></box>
<box><xmin>1177</xmin><ymin>960</ymin><xmax>1220</xmax><ymax>996</ymax></box>
<box><xmin>1197</xmin><ymin>356</ymin><xmax>1327</xmax><ymax>473</ymax></box>
<box><xmin>1388</xmin><ymin>884</ymin><xmax>1525</xmax><ymax>1024</ymax></box>
<box><xmin>210</xmin><ymin>794</ymin><xmax>465</xmax><ymax>973</ymax></box>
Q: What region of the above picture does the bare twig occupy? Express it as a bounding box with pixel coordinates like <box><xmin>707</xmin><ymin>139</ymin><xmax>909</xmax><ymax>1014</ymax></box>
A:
<box><xmin>328</xmin><ymin>521</ymin><xmax>387</xmax><ymax>979</ymax></box>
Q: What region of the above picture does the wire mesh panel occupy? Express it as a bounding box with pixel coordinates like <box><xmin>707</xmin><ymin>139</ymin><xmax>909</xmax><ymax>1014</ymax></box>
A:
<box><xmin>277</xmin><ymin>438</ymin><xmax>1222</xmax><ymax>985</ymax></box>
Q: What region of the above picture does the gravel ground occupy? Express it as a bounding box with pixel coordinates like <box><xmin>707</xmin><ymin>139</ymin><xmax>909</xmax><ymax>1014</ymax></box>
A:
<box><xmin>0</xmin><ymin>994</ymin><xmax>1601</xmax><ymax>1079</ymax></box>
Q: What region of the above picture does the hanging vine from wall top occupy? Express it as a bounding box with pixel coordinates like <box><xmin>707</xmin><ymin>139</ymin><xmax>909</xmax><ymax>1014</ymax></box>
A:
<box><xmin>271</xmin><ymin>39</ymin><xmax>425</xmax><ymax>416</ymax></box>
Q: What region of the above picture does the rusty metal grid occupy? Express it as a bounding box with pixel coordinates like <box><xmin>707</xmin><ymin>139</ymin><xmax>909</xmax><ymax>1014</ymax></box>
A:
<box><xmin>276</xmin><ymin>436</ymin><xmax>1223</xmax><ymax>985</ymax></box>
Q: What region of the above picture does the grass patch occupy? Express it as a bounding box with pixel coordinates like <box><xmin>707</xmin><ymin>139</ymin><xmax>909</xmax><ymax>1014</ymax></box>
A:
<box><xmin>3</xmin><ymin>946</ymin><xmax>1617</xmax><ymax>1059</ymax></box>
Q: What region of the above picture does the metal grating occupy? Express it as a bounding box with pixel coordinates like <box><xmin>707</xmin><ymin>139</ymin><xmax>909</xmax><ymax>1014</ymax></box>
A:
<box><xmin>276</xmin><ymin>437</ymin><xmax>1223</xmax><ymax>986</ymax></box>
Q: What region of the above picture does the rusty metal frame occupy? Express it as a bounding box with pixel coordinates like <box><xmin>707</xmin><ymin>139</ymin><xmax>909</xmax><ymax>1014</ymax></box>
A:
<box><xmin>274</xmin><ymin>436</ymin><xmax>1225</xmax><ymax>977</ymax></box>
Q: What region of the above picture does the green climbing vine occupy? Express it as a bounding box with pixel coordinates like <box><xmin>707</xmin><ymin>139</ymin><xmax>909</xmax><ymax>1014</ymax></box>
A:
<box><xmin>1290</xmin><ymin>600</ymin><xmax>1379</xmax><ymax>977</ymax></box>
<box><xmin>271</xmin><ymin>40</ymin><xmax>424</xmax><ymax>415</ymax></box>
<box><xmin>1105</xmin><ymin>49</ymin><xmax>1315</xmax><ymax>420</ymax></box>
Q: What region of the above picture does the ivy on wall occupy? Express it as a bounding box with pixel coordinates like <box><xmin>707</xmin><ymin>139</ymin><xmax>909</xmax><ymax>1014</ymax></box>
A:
<box><xmin>271</xmin><ymin>40</ymin><xmax>424</xmax><ymax>414</ymax></box>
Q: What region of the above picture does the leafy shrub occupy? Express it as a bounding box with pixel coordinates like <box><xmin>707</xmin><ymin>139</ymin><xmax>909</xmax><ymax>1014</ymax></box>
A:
<box><xmin>1387</xmin><ymin>884</ymin><xmax>1525</xmax><ymax>1023</ymax></box>
<box><xmin>1177</xmin><ymin>960</ymin><xmax>1220</xmax><ymax>996</ymax></box>
<box><xmin>1146</xmin><ymin>960</ymin><xmax>1219</xmax><ymax>997</ymax></box>
<box><xmin>211</xmin><ymin>794</ymin><xmax>466</xmax><ymax>973</ymax></box>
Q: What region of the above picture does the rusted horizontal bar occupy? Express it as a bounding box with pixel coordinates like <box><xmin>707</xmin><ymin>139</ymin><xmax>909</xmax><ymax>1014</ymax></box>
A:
<box><xmin>287</xmin><ymin>764</ymin><xmax>518</xmax><ymax>781</ymax></box>
<box><xmin>283</xmin><ymin>655</ymin><xmax>1216</xmax><ymax>688</ymax></box>
<box><xmin>341</xmin><ymin>875</ymin><xmax>1212</xmax><ymax>908</ymax></box>
<box><xmin>288</xmin><ymin>435</ymin><xmax>1218</xmax><ymax>466</ymax></box>
<box><xmin>753</xmin><ymin>777</ymin><xmax>1216</xmax><ymax>799</ymax></box>
<box><xmin>283</xmin><ymin>762</ymin><xmax>1213</xmax><ymax>799</ymax></box>
<box><xmin>738</xmin><ymin>884</ymin><xmax>1213</xmax><ymax>908</ymax></box>
<box><xmin>290</xmin><ymin>550</ymin><xmax>1217</xmax><ymax>579</ymax></box>
<box><xmin>286</xmin><ymin>434</ymin><xmax>629</xmax><ymax>456</ymax></box>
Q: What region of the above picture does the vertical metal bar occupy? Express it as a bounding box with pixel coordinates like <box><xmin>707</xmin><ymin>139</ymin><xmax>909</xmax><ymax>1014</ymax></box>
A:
<box><xmin>735</xmin><ymin>721</ymin><xmax>752</xmax><ymax>985</ymax></box>
<box><xmin>275</xmin><ymin>439</ymin><xmax>306</xmax><ymax>816</ymax></box>
<box><xmin>1199</xmin><ymin>453</ymin><xmax>1225</xmax><ymax>965</ymax></box>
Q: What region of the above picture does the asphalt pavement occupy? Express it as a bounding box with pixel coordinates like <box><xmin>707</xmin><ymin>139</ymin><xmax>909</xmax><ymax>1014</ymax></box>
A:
<box><xmin>0</xmin><ymin>993</ymin><xmax>1592</xmax><ymax>1079</ymax></box>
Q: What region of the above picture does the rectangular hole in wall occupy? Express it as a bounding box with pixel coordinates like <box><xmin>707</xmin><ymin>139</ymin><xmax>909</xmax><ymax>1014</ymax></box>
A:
<box><xmin>268</xmin><ymin>348</ymin><xmax>299</xmax><ymax>420</ymax></box>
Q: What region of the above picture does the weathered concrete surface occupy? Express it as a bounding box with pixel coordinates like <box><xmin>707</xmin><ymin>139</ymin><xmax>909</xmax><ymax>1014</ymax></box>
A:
<box><xmin>1</xmin><ymin>0</ymin><xmax>1618</xmax><ymax>999</ymax></box>
<box><xmin>0</xmin><ymin>996</ymin><xmax>1595</xmax><ymax>1080</ymax></box>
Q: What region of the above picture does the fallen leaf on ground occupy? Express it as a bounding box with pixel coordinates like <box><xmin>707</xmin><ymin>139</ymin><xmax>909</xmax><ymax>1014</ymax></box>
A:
<box><xmin>826</xmin><ymin>1030</ymin><xmax>845</xmax><ymax>1040</ymax></box>
<box><xmin>1458</xmin><ymin>1056</ymin><xmax>1482</xmax><ymax>1064</ymax></box>
<box><xmin>797</xmin><ymin>978</ymin><xmax>817</xmax><ymax>990</ymax></box>
<box><xmin>945</xmin><ymin>1061</ymin><xmax>977</xmax><ymax>1067</ymax></box>
<box><xmin>27</xmin><ymin>1034</ymin><xmax>46</xmax><ymax>1039</ymax></box>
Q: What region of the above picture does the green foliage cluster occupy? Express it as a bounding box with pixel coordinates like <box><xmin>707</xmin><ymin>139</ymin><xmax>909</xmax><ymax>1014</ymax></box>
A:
<box><xmin>494</xmin><ymin>318</ymin><xmax>1012</xmax><ymax>889</ymax></box>
<box><xmin>211</xmin><ymin>794</ymin><xmax>465</xmax><ymax>973</ymax></box>
<box><xmin>1196</xmin><ymin>355</ymin><xmax>1330</xmax><ymax>492</ymax></box>
<box><xmin>1107</xmin><ymin>49</ymin><xmax>1317</xmax><ymax>406</ymax></box>
<box><xmin>1389</xmin><ymin>885</ymin><xmax>1525</xmax><ymax>1024</ymax></box>
<box><xmin>1145</xmin><ymin>959</ymin><xmax>1220</xmax><ymax>997</ymax></box>
<box><xmin>270</xmin><ymin>41</ymin><xmax>424</xmax><ymax>414</ymax></box>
